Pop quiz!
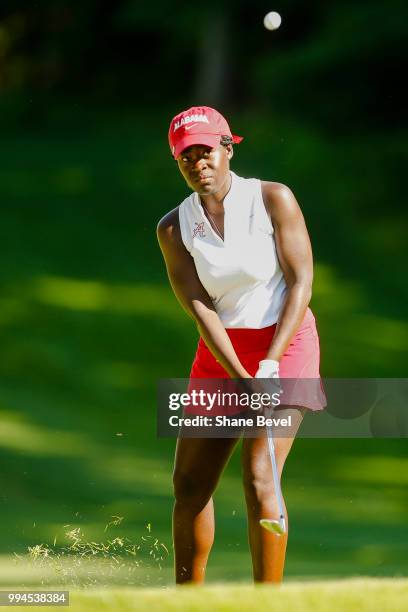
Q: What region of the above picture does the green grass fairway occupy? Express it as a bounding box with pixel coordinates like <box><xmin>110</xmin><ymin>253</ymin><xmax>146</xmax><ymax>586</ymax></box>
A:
<box><xmin>6</xmin><ymin>579</ymin><xmax>405</xmax><ymax>611</ymax></box>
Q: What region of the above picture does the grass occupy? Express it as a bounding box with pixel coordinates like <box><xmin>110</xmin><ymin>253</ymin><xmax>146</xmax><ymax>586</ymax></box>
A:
<box><xmin>72</xmin><ymin>579</ymin><xmax>408</xmax><ymax>612</ymax></box>
<box><xmin>1</xmin><ymin>579</ymin><xmax>407</xmax><ymax>611</ymax></box>
<box><xmin>0</xmin><ymin>112</ymin><xmax>406</xmax><ymax>587</ymax></box>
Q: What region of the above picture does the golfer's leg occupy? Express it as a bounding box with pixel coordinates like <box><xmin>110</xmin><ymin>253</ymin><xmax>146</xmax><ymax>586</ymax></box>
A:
<box><xmin>173</xmin><ymin>436</ymin><xmax>238</xmax><ymax>584</ymax></box>
<box><xmin>241</xmin><ymin>407</ymin><xmax>305</xmax><ymax>583</ymax></box>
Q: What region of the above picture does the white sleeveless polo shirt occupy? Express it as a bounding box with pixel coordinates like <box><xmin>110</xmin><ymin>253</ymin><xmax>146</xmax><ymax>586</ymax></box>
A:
<box><xmin>178</xmin><ymin>171</ymin><xmax>287</xmax><ymax>329</ymax></box>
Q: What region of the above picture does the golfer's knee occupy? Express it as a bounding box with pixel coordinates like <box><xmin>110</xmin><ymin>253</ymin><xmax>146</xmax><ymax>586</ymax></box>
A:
<box><xmin>173</xmin><ymin>471</ymin><xmax>212</xmax><ymax>509</ymax></box>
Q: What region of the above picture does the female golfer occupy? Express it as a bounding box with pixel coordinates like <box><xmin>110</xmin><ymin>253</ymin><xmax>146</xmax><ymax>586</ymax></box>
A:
<box><xmin>157</xmin><ymin>106</ymin><xmax>325</xmax><ymax>584</ymax></box>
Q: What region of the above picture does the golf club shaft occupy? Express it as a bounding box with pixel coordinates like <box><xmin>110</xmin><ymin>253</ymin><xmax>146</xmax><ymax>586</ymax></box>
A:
<box><xmin>266</xmin><ymin>424</ymin><xmax>285</xmax><ymax>521</ymax></box>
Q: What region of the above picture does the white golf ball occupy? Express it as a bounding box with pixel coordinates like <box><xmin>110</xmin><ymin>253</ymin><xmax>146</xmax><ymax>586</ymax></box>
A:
<box><xmin>263</xmin><ymin>11</ymin><xmax>282</xmax><ymax>31</ymax></box>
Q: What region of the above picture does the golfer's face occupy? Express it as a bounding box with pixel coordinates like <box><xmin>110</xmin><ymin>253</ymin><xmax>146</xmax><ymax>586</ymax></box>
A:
<box><xmin>177</xmin><ymin>144</ymin><xmax>231</xmax><ymax>195</ymax></box>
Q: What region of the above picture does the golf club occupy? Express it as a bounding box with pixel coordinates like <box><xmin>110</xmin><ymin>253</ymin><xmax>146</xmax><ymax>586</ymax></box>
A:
<box><xmin>259</xmin><ymin>423</ymin><xmax>287</xmax><ymax>536</ymax></box>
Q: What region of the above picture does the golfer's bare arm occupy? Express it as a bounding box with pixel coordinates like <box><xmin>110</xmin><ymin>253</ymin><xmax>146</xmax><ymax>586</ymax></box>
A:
<box><xmin>261</xmin><ymin>182</ymin><xmax>314</xmax><ymax>361</ymax></box>
<box><xmin>157</xmin><ymin>208</ymin><xmax>251</xmax><ymax>378</ymax></box>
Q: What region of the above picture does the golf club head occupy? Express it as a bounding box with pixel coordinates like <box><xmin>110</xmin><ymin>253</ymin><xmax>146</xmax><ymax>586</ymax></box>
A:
<box><xmin>259</xmin><ymin>518</ymin><xmax>286</xmax><ymax>536</ymax></box>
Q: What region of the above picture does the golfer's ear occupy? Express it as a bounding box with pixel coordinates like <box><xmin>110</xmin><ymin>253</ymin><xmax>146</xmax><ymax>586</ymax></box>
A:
<box><xmin>226</xmin><ymin>144</ymin><xmax>234</xmax><ymax>160</ymax></box>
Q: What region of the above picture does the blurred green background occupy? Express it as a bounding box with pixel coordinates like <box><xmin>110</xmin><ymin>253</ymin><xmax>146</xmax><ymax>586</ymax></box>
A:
<box><xmin>0</xmin><ymin>0</ymin><xmax>406</xmax><ymax>586</ymax></box>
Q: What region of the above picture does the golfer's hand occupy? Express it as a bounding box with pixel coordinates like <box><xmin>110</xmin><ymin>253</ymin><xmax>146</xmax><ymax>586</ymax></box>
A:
<box><xmin>255</xmin><ymin>359</ymin><xmax>280</xmax><ymax>379</ymax></box>
<box><xmin>254</xmin><ymin>359</ymin><xmax>282</xmax><ymax>416</ymax></box>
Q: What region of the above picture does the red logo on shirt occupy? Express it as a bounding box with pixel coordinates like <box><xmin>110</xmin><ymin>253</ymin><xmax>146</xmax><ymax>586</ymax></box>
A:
<box><xmin>193</xmin><ymin>222</ymin><xmax>205</xmax><ymax>238</ymax></box>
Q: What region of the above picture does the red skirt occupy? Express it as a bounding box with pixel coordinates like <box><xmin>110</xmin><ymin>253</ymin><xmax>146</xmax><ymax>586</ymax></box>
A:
<box><xmin>188</xmin><ymin>308</ymin><xmax>326</xmax><ymax>414</ymax></box>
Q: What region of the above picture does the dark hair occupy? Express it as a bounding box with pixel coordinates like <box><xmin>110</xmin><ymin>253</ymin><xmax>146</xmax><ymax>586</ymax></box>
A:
<box><xmin>220</xmin><ymin>135</ymin><xmax>233</xmax><ymax>146</ymax></box>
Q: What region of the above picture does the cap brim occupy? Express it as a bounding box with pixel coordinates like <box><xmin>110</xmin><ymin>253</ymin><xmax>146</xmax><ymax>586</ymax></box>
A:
<box><xmin>173</xmin><ymin>134</ymin><xmax>221</xmax><ymax>159</ymax></box>
<box><xmin>173</xmin><ymin>133</ymin><xmax>244</xmax><ymax>159</ymax></box>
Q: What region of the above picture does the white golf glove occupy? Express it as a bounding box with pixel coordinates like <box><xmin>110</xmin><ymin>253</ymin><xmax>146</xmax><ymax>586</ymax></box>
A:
<box><xmin>254</xmin><ymin>360</ymin><xmax>281</xmax><ymax>416</ymax></box>
<box><xmin>255</xmin><ymin>359</ymin><xmax>280</xmax><ymax>379</ymax></box>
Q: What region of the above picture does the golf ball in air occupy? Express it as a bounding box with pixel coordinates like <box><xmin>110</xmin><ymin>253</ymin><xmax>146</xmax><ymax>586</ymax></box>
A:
<box><xmin>263</xmin><ymin>11</ymin><xmax>282</xmax><ymax>30</ymax></box>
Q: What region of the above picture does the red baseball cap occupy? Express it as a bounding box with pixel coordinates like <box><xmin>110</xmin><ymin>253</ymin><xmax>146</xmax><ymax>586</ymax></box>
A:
<box><xmin>168</xmin><ymin>106</ymin><xmax>243</xmax><ymax>159</ymax></box>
